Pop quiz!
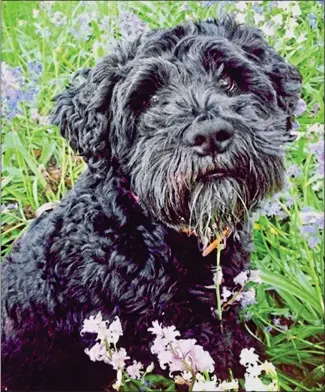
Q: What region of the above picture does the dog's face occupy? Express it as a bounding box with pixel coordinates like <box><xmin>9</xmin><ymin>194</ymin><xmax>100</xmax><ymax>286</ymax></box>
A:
<box><xmin>52</xmin><ymin>17</ymin><xmax>302</xmax><ymax>241</ymax></box>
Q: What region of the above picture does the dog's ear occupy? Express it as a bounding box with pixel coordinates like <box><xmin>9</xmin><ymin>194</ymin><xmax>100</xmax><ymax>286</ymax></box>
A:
<box><xmin>233</xmin><ymin>22</ymin><xmax>302</xmax><ymax>116</ymax></box>
<box><xmin>51</xmin><ymin>39</ymin><xmax>140</xmax><ymax>170</ymax></box>
<box><xmin>210</xmin><ymin>16</ymin><xmax>302</xmax><ymax>116</ymax></box>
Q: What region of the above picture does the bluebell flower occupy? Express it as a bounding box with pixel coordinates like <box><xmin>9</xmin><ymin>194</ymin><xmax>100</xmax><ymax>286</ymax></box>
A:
<box><xmin>299</xmin><ymin>207</ymin><xmax>324</xmax><ymax>249</ymax></box>
<box><xmin>252</xmin><ymin>4</ymin><xmax>264</xmax><ymax>14</ymax></box>
<box><xmin>307</xmin><ymin>13</ymin><xmax>317</xmax><ymax>29</ymax></box>
<box><xmin>119</xmin><ymin>12</ymin><xmax>147</xmax><ymax>40</ymax></box>
<box><xmin>2</xmin><ymin>62</ymin><xmax>41</xmax><ymax>121</ymax></box>
<box><xmin>310</xmin><ymin>139</ymin><xmax>324</xmax><ymax>177</ymax></box>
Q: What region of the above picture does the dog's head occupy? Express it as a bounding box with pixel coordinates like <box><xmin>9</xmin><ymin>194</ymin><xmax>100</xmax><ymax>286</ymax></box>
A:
<box><xmin>52</xmin><ymin>16</ymin><xmax>302</xmax><ymax>240</ymax></box>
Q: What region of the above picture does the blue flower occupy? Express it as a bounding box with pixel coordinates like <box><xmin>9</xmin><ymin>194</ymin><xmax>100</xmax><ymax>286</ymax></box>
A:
<box><xmin>2</xmin><ymin>62</ymin><xmax>41</xmax><ymax>121</ymax></box>
<box><xmin>252</xmin><ymin>4</ymin><xmax>264</xmax><ymax>14</ymax></box>
<box><xmin>307</xmin><ymin>13</ymin><xmax>317</xmax><ymax>29</ymax></box>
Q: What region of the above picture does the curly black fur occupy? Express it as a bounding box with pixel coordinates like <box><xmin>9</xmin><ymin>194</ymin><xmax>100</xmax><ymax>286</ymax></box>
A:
<box><xmin>2</xmin><ymin>16</ymin><xmax>301</xmax><ymax>391</ymax></box>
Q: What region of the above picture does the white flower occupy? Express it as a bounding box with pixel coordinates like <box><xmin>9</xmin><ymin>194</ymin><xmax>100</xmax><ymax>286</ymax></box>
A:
<box><xmin>240</xmin><ymin>348</ymin><xmax>259</xmax><ymax>367</ymax></box>
<box><xmin>241</xmin><ymin>288</ymin><xmax>256</xmax><ymax>308</ymax></box>
<box><xmin>149</xmin><ymin>322</ymin><xmax>214</xmax><ymax>375</ymax></box>
<box><xmin>260</xmin><ymin>360</ymin><xmax>277</xmax><ymax>375</ymax></box>
<box><xmin>112</xmin><ymin>368</ymin><xmax>123</xmax><ymax>391</ymax></box>
<box><xmin>110</xmin><ymin>348</ymin><xmax>130</xmax><ymax>370</ymax></box>
<box><xmin>235</xmin><ymin>2</ymin><xmax>248</xmax><ymax>12</ymax></box>
<box><xmin>277</xmin><ymin>1</ymin><xmax>292</xmax><ymax>11</ymax></box>
<box><xmin>271</xmin><ymin>14</ymin><xmax>283</xmax><ymax>26</ymax></box>
<box><xmin>126</xmin><ymin>360</ymin><xmax>143</xmax><ymax>379</ymax></box>
<box><xmin>30</xmin><ymin>108</ymin><xmax>50</xmax><ymax>125</ymax></box>
<box><xmin>180</xmin><ymin>371</ymin><xmax>193</xmax><ymax>382</ymax></box>
<box><xmin>244</xmin><ymin>374</ymin><xmax>267</xmax><ymax>391</ymax></box>
<box><xmin>145</xmin><ymin>362</ymin><xmax>154</xmax><ymax>373</ymax></box>
<box><xmin>233</xmin><ymin>271</ymin><xmax>248</xmax><ymax>287</ymax></box>
<box><xmin>260</xmin><ymin>24</ymin><xmax>275</xmax><ymax>37</ymax></box>
<box><xmin>162</xmin><ymin>325</ymin><xmax>181</xmax><ymax>344</ymax></box>
<box><xmin>221</xmin><ymin>286</ymin><xmax>232</xmax><ymax>303</ymax></box>
<box><xmin>307</xmin><ymin>124</ymin><xmax>323</xmax><ymax>135</ymax></box>
<box><xmin>81</xmin><ymin>313</ymin><xmax>123</xmax><ymax>345</ymax></box>
<box><xmin>84</xmin><ymin>342</ymin><xmax>108</xmax><ymax>362</ymax></box>
<box><xmin>291</xmin><ymin>3</ymin><xmax>301</xmax><ymax>17</ymax></box>
<box><xmin>253</xmin><ymin>13</ymin><xmax>265</xmax><ymax>25</ymax></box>
<box><xmin>186</xmin><ymin>341</ymin><xmax>215</xmax><ymax>373</ymax></box>
<box><xmin>33</xmin><ymin>9</ymin><xmax>40</xmax><ymax>18</ymax></box>
<box><xmin>296</xmin><ymin>33</ymin><xmax>307</xmax><ymax>44</ymax></box>
<box><xmin>106</xmin><ymin>316</ymin><xmax>123</xmax><ymax>344</ymax></box>
<box><xmin>218</xmin><ymin>379</ymin><xmax>239</xmax><ymax>390</ymax></box>
<box><xmin>193</xmin><ymin>375</ymin><xmax>220</xmax><ymax>391</ymax></box>
<box><xmin>249</xmin><ymin>270</ymin><xmax>262</xmax><ymax>284</ymax></box>
<box><xmin>235</xmin><ymin>13</ymin><xmax>246</xmax><ymax>24</ymax></box>
<box><xmin>148</xmin><ymin>320</ymin><xmax>165</xmax><ymax>337</ymax></box>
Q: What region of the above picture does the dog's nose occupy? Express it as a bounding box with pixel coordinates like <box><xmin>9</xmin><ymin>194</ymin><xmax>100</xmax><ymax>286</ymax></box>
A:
<box><xmin>184</xmin><ymin>120</ymin><xmax>234</xmax><ymax>155</ymax></box>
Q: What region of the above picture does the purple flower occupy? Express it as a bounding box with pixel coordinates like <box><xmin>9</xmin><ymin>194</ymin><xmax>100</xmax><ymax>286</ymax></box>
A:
<box><xmin>299</xmin><ymin>207</ymin><xmax>324</xmax><ymax>248</ymax></box>
<box><xmin>293</xmin><ymin>98</ymin><xmax>307</xmax><ymax>116</ymax></box>
<box><xmin>1</xmin><ymin>62</ymin><xmax>40</xmax><ymax>120</ymax></box>
<box><xmin>50</xmin><ymin>11</ymin><xmax>67</xmax><ymax>27</ymax></box>
<box><xmin>265</xmin><ymin>326</ymin><xmax>273</xmax><ymax>333</ymax></box>
<box><xmin>69</xmin><ymin>12</ymin><xmax>97</xmax><ymax>41</ymax></box>
<box><xmin>310</xmin><ymin>139</ymin><xmax>324</xmax><ymax>177</ymax></box>
<box><xmin>287</xmin><ymin>163</ymin><xmax>302</xmax><ymax>179</ymax></box>
<box><xmin>28</xmin><ymin>61</ymin><xmax>43</xmax><ymax>79</ymax></box>
<box><xmin>253</xmin><ymin>196</ymin><xmax>287</xmax><ymax>220</ymax></box>
<box><xmin>119</xmin><ymin>12</ymin><xmax>147</xmax><ymax>40</ymax></box>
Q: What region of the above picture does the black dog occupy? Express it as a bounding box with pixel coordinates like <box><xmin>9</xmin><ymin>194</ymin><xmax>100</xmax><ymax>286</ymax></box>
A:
<box><xmin>2</xmin><ymin>16</ymin><xmax>301</xmax><ymax>391</ymax></box>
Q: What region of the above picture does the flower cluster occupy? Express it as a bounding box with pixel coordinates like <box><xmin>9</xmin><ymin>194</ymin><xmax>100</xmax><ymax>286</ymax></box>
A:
<box><xmin>81</xmin><ymin>312</ymin><xmax>151</xmax><ymax>390</ymax></box>
<box><xmin>149</xmin><ymin>320</ymin><xmax>215</xmax><ymax>378</ymax></box>
<box><xmin>210</xmin><ymin>269</ymin><xmax>262</xmax><ymax>312</ymax></box>
<box><xmin>2</xmin><ymin>61</ymin><xmax>42</xmax><ymax>120</ymax></box>
<box><xmin>82</xmin><ymin>314</ymin><xmax>280</xmax><ymax>391</ymax></box>
<box><xmin>119</xmin><ymin>11</ymin><xmax>148</xmax><ymax>40</ymax></box>
<box><xmin>298</xmin><ymin>207</ymin><xmax>324</xmax><ymax>249</ymax></box>
<box><xmin>240</xmin><ymin>348</ymin><xmax>279</xmax><ymax>391</ymax></box>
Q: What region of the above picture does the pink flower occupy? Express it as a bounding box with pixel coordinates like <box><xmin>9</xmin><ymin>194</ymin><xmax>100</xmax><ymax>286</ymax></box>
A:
<box><xmin>187</xmin><ymin>342</ymin><xmax>215</xmax><ymax>373</ymax></box>
<box><xmin>149</xmin><ymin>322</ymin><xmax>214</xmax><ymax>376</ymax></box>
<box><xmin>126</xmin><ymin>360</ymin><xmax>143</xmax><ymax>379</ymax></box>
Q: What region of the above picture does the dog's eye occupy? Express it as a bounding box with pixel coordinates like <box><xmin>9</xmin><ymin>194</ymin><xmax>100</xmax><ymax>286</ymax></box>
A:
<box><xmin>219</xmin><ymin>75</ymin><xmax>236</xmax><ymax>92</ymax></box>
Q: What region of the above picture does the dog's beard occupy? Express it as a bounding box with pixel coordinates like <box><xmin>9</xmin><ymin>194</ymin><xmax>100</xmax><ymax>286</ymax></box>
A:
<box><xmin>130</xmin><ymin>144</ymin><xmax>285</xmax><ymax>243</ymax></box>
